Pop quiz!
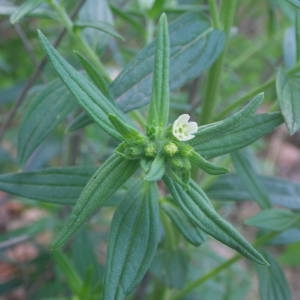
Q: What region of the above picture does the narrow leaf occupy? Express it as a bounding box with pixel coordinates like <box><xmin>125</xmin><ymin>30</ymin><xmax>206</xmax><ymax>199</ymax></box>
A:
<box><xmin>10</xmin><ymin>0</ymin><xmax>43</xmax><ymax>24</ymax></box>
<box><xmin>190</xmin><ymin>93</ymin><xmax>283</xmax><ymax>158</ymax></box>
<box><xmin>148</xmin><ymin>13</ymin><xmax>170</xmax><ymax>128</ymax></box>
<box><xmin>38</xmin><ymin>30</ymin><xmax>125</xmax><ymax>140</ymax></box>
<box><xmin>67</xmin><ymin>112</ymin><xmax>93</xmax><ymax>132</ymax></box>
<box><xmin>112</xmin><ymin>12</ymin><xmax>225</xmax><ymax>112</ymax></box>
<box><xmin>104</xmin><ymin>181</ymin><xmax>160</xmax><ymax>300</ymax></box>
<box><xmin>0</xmin><ymin>167</ymin><xmax>95</xmax><ymax>205</ymax></box>
<box><xmin>164</xmin><ymin>176</ymin><xmax>268</xmax><ymax>265</ymax></box>
<box><xmin>108</xmin><ymin>114</ymin><xmax>142</xmax><ymax>140</ymax></box>
<box><xmin>231</xmin><ymin>150</ymin><xmax>271</xmax><ymax>209</ymax></box>
<box><xmin>18</xmin><ymin>80</ymin><xmax>76</xmax><ymax>164</ymax></box>
<box><xmin>144</xmin><ymin>155</ymin><xmax>165</xmax><ymax>181</ymax></box>
<box><xmin>245</xmin><ymin>209</ymin><xmax>300</xmax><ymax>231</ymax></box>
<box><xmin>190</xmin><ymin>151</ymin><xmax>228</xmax><ymax>175</ymax></box>
<box><xmin>276</xmin><ymin>68</ymin><xmax>300</xmax><ymax>134</ymax></box>
<box><xmin>74</xmin><ymin>21</ymin><xmax>124</xmax><ymax>40</ymax></box>
<box><xmin>206</xmin><ymin>174</ymin><xmax>300</xmax><ymax>210</ymax></box>
<box><xmin>75</xmin><ymin>51</ymin><xmax>110</xmax><ymax>96</ymax></box>
<box><xmin>52</xmin><ymin>154</ymin><xmax>138</xmax><ymax>249</ymax></box>
<box><xmin>161</xmin><ymin>200</ymin><xmax>206</xmax><ymax>246</ymax></box>
<box><xmin>256</xmin><ymin>252</ymin><xmax>292</xmax><ymax>300</ymax></box>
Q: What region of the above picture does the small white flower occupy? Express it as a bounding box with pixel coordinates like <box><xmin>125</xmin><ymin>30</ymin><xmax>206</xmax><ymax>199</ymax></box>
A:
<box><xmin>172</xmin><ymin>114</ymin><xmax>198</xmax><ymax>141</ymax></box>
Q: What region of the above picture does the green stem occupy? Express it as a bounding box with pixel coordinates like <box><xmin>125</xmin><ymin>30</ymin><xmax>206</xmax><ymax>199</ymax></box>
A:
<box><xmin>296</xmin><ymin>10</ymin><xmax>300</xmax><ymax>62</ymax></box>
<box><xmin>216</xmin><ymin>62</ymin><xmax>300</xmax><ymax>120</ymax></box>
<box><xmin>49</xmin><ymin>0</ymin><xmax>109</xmax><ymax>81</ymax></box>
<box><xmin>208</xmin><ymin>0</ymin><xmax>222</xmax><ymax>29</ymax></box>
<box><xmin>172</xmin><ymin>231</ymin><xmax>278</xmax><ymax>300</ymax></box>
<box><xmin>200</xmin><ymin>0</ymin><xmax>238</xmax><ymax>124</ymax></box>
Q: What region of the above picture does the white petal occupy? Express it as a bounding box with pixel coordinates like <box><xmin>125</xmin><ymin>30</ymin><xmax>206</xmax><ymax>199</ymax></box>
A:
<box><xmin>187</xmin><ymin>122</ymin><xmax>198</xmax><ymax>134</ymax></box>
<box><xmin>176</xmin><ymin>114</ymin><xmax>190</xmax><ymax>124</ymax></box>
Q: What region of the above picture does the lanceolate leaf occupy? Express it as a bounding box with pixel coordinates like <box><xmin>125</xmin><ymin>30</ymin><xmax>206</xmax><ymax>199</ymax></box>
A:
<box><xmin>190</xmin><ymin>96</ymin><xmax>283</xmax><ymax>158</ymax></box>
<box><xmin>0</xmin><ymin>167</ymin><xmax>95</xmax><ymax>205</ymax></box>
<box><xmin>161</xmin><ymin>200</ymin><xmax>206</xmax><ymax>246</ymax></box>
<box><xmin>10</xmin><ymin>0</ymin><xmax>43</xmax><ymax>24</ymax></box>
<box><xmin>245</xmin><ymin>209</ymin><xmax>300</xmax><ymax>231</ymax></box>
<box><xmin>18</xmin><ymin>80</ymin><xmax>76</xmax><ymax>164</ymax></box>
<box><xmin>148</xmin><ymin>13</ymin><xmax>170</xmax><ymax>128</ymax></box>
<box><xmin>52</xmin><ymin>154</ymin><xmax>139</xmax><ymax>249</ymax></box>
<box><xmin>75</xmin><ymin>51</ymin><xmax>110</xmax><ymax>96</ymax></box>
<box><xmin>74</xmin><ymin>21</ymin><xmax>124</xmax><ymax>40</ymax></box>
<box><xmin>231</xmin><ymin>151</ymin><xmax>271</xmax><ymax>209</ymax></box>
<box><xmin>256</xmin><ymin>252</ymin><xmax>292</xmax><ymax>300</ymax></box>
<box><xmin>206</xmin><ymin>174</ymin><xmax>300</xmax><ymax>209</ymax></box>
<box><xmin>104</xmin><ymin>181</ymin><xmax>160</xmax><ymax>300</ymax></box>
<box><xmin>112</xmin><ymin>12</ymin><xmax>225</xmax><ymax>112</ymax></box>
<box><xmin>38</xmin><ymin>31</ymin><xmax>125</xmax><ymax>141</ymax></box>
<box><xmin>276</xmin><ymin>68</ymin><xmax>300</xmax><ymax>134</ymax></box>
<box><xmin>164</xmin><ymin>176</ymin><xmax>268</xmax><ymax>265</ymax></box>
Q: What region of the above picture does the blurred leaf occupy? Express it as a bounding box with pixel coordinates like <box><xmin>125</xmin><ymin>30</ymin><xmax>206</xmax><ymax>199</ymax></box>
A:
<box><xmin>256</xmin><ymin>252</ymin><xmax>291</xmax><ymax>300</ymax></box>
<box><xmin>74</xmin><ymin>21</ymin><xmax>124</xmax><ymax>40</ymax></box>
<box><xmin>206</xmin><ymin>174</ymin><xmax>300</xmax><ymax>209</ymax></box>
<box><xmin>150</xmin><ymin>249</ymin><xmax>189</xmax><ymax>289</ymax></box>
<box><xmin>287</xmin><ymin>0</ymin><xmax>300</xmax><ymax>8</ymax></box>
<box><xmin>10</xmin><ymin>0</ymin><xmax>43</xmax><ymax>24</ymax></box>
<box><xmin>231</xmin><ymin>150</ymin><xmax>271</xmax><ymax>209</ymax></box>
<box><xmin>38</xmin><ymin>30</ymin><xmax>125</xmax><ymax>141</ymax></box>
<box><xmin>279</xmin><ymin>241</ymin><xmax>300</xmax><ymax>266</ymax></box>
<box><xmin>18</xmin><ymin>80</ymin><xmax>76</xmax><ymax>164</ymax></box>
<box><xmin>270</xmin><ymin>228</ymin><xmax>300</xmax><ymax>245</ymax></box>
<box><xmin>245</xmin><ymin>209</ymin><xmax>300</xmax><ymax>231</ymax></box>
<box><xmin>0</xmin><ymin>167</ymin><xmax>95</xmax><ymax>205</ymax></box>
<box><xmin>283</xmin><ymin>27</ymin><xmax>296</xmax><ymax>69</ymax></box>
<box><xmin>161</xmin><ymin>200</ymin><xmax>206</xmax><ymax>246</ymax></box>
<box><xmin>276</xmin><ymin>68</ymin><xmax>300</xmax><ymax>134</ymax></box>
<box><xmin>52</xmin><ymin>154</ymin><xmax>138</xmax><ymax>249</ymax></box>
<box><xmin>164</xmin><ymin>176</ymin><xmax>268</xmax><ymax>265</ymax></box>
<box><xmin>112</xmin><ymin>12</ymin><xmax>225</xmax><ymax>112</ymax></box>
<box><xmin>190</xmin><ymin>94</ymin><xmax>283</xmax><ymax>158</ymax></box>
<box><xmin>104</xmin><ymin>181</ymin><xmax>160</xmax><ymax>300</ymax></box>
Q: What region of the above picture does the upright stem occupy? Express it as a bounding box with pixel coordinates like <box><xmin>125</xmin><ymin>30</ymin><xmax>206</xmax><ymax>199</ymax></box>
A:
<box><xmin>208</xmin><ymin>0</ymin><xmax>222</xmax><ymax>29</ymax></box>
<box><xmin>49</xmin><ymin>0</ymin><xmax>109</xmax><ymax>81</ymax></box>
<box><xmin>295</xmin><ymin>10</ymin><xmax>300</xmax><ymax>62</ymax></box>
<box><xmin>200</xmin><ymin>0</ymin><xmax>238</xmax><ymax>124</ymax></box>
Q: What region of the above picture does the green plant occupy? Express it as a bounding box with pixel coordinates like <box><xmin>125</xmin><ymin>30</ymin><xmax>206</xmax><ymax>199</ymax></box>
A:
<box><xmin>1</xmin><ymin>0</ymin><xmax>300</xmax><ymax>299</ymax></box>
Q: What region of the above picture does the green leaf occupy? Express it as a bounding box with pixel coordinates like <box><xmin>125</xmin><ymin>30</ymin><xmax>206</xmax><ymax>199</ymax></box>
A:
<box><xmin>53</xmin><ymin>251</ymin><xmax>83</xmax><ymax>295</ymax></box>
<box><xmin>38</xmin><ymin>30</ymin><xmax>126</xmax><ymax>141</ymax></box>
<box><xmin>287</xmin><ymin>0</ymin><xmax>300</xmax><ymax>8</ymax></box>
<box><xmin>276</xmin><ymin>68</ymin><xmax>300</xmax><ymax>134</ymax></box>
<box><xmin>190</xmin><ymin>151</ymin><xmax>228</xmax><ymax>175</ymax></box>
<box><xmin>148</xmin><ymin>13</ymin><xmax>170</xmax><ymax>128</ymax></box>
<box><xmin>112</xmin><ymin>12</ymin><xmax>225</xmax><ymax>112</ymax></box>
<box><xmin>164</xmin><ymin>176</ymin><xmax>268</xmax><ymax>265</ymax></box>
<box><xmin>256</xmin><ymin>252</ymin><xmax>292</xmax><ymax>300</ymax></box>
<box><xmin>52</xmin><ymin>154</ymin><xmax>138</xmax><ymax>249</ymax></box>
<box><xmin>206</xmin><ymin>174</ymin><xmax>300</xmax><ymax>209</ymax></box>
<box><xmin>104</xmin><ymin>181</ymin><xmax>160</xmax><ymax>300</ymax></box>
<box><xmin>0</xmin><ymin>167</ymin><xmax>95</xmax><ymax>205</ymax></box>
<box><xmin>74</xmin><ymin>21</ymin><xmax>124</xmax><ymax>40</ymax></box>
<box><xmin>67</xmin><ymin>112</ymin><xmax>94</xmax><ymax>132</ymax></box>
<box><xmin>190</xmin><ymin>95</ymin><xmax>283</xmax><ymax>158</ymax></box>
<box><xmin>18</xmin><ymin>80</ymin><xmax>76</xmax><ymax>164</ymax></box>
<box><xmin>108</xmin><ymin>114</ymin><xmax>142</xmax><ymax>141</ymax></box>
<box><xmin>245</xmin><ymin>209</ymin><xmax>300</xmax><ymax>231</ymax></box>
<box><xmin>144</xmin><ymin>155</ymin><xmax>165</xmax><ymax>181</ymax></box>
<box><xmin>75</xmin><ymin>51</ymin><xmax>110</xmax><ymax>96</ymax></box>
<box><xmin>161</xmin><ymin>200</ymin><xmax>206</xmax><ymax>246</ymax></box>
<box><xmin>231</xmin><ymin>150</ymin><xmax>271</xmax><ymax>209</ymax></box>
<box><xmin>10</xmin><ymin>0</ymin><xmax>43</xmax><ymax>24</ymax></box>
